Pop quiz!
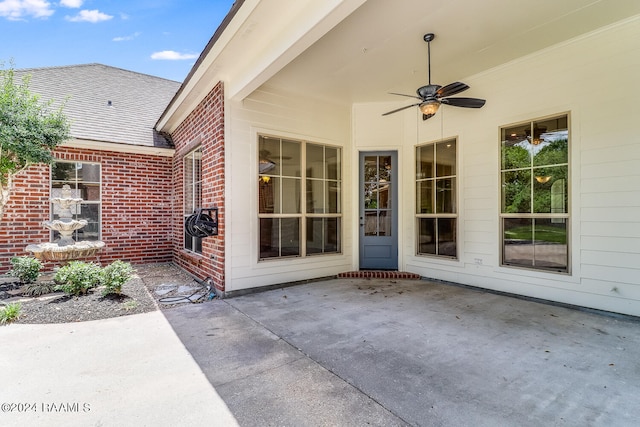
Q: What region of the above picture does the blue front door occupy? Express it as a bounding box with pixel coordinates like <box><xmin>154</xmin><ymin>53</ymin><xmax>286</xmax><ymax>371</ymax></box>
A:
<box><xmin>359</xmin><ymin>151</ymin><xmax>398</xmax><ymax>270</ymax></box>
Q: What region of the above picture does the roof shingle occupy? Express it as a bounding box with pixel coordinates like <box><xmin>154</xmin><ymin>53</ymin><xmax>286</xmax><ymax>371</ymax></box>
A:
<box><xmin>14</xmin><ymin>63</ymin><xmax>181</xmax><ymax>148</ymax></box>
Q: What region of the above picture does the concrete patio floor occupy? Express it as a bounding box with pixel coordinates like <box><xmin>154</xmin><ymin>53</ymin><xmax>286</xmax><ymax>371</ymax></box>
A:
<box><xmin>164</xmin><ymin>277</ymin><xmax>640</xmax><ymax>426</ymax></box>
<box><xmin>3</xmin><ymin>266</ymin><xmax>639</xmax><ymax>426</ymax></box>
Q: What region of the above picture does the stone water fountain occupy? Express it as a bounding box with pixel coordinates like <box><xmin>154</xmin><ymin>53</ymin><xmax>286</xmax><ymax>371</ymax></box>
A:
<box><xmin>26</xmin><ymin>184</ymin><xmax>105</xmax><ymax>261</ymax></box>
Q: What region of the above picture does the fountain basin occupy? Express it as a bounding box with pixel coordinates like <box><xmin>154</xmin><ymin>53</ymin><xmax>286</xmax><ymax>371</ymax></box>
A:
<box><xmin>25</xmin><ymin>241</ymin><xmax>105</xmax><ymax>261</ymax></box>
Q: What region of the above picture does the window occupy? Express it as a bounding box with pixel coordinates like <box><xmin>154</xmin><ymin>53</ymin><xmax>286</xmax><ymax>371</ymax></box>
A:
<box><xmin>51</xmin><ymin>162</ymin><xmax>101</xmax><ymax>242</ymax></box>
<box><xmin>416</xmin><ymin>139</ymin><xmax>457</xmax><ymax>258</ymax></box>
<box><xmin>500</xmin><ymin>114</ymin><xmax>569</xmax><ymax>272</ymax></box>
<box><xmin>184</xmin><ymin>147</ymin><xmax>203</xmax><ymax>253</ymax></box>
<box><xmin>258</xmin><ymin>135</ymin><xmax>341</xmax><ymax>259</ymax></box>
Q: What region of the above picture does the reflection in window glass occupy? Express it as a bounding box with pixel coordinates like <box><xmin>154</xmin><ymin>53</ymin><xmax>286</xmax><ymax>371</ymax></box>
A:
<box><xmin>500</xmin><ymin>114</ymin><xmax>569</xmax><ymax>272</ymax></box>
<box><xmin>307</xmin><ymin>218</ymin><xmax>341</xmax><ymax>255</ymax></box>
<box><xmin>51</xmin><ymin>161</ymin><xmax>101</xmax><ymax>242</ymax></box>
<box><xmin>259</xmin><ymin>136</ymin><xmax>341</xmax><ymax>260</ymax></box>
<box><xmin>363</xmin><ymin>155</ymin><xmax>393</xmax><ymax>237</ymax></box>
<box><xmin>184</xmin><ymin>147</ymin><xmax>203</xmax><ymax>254</ymax></box>
<box><xmin>416</xmin><ymin>140</ymin><xmax>457</xmax><ymax>258</ymax></box>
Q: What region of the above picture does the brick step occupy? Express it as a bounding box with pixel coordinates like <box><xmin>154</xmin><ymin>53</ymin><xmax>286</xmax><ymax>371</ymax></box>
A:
<box><xmin>338</xmin><ymin>271</ymin><xmax>422</xmax><ymax>280</ymax></box>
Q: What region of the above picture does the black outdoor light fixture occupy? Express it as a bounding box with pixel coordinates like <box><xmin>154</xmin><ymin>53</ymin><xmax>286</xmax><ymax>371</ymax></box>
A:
<box><xmin>185</xmin><ymin>207</ymin><xmax>219</xmax><ymax>237</ymax></box>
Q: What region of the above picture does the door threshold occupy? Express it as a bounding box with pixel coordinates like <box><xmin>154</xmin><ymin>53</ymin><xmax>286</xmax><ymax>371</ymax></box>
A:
<box><xmin>338</xmin><ymin>271</ymin><xmax>421</xmax><ymax>279</ymax></box>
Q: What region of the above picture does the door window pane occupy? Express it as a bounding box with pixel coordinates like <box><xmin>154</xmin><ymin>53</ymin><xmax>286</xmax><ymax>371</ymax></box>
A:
<box><xmin>378</xmin><ymin>183</ymin><xmax>391</xmax><ymax>209</ymax></box>
<box><xmin>378</xmin><ymin>211</ymin><xmax>391</xmax><ymax>237</ymax></box>
<box><xmin>364</xmin><ymin>211</ymin><xmax>378</xmax><ymax>236</ymax></box>
<box><xmin>379</xmin><ymin>156</ymin><xmax>392</xmax><ymax>182</ymax></box>
<box><xmin>364</xmin><ymin>156</ymin><xmax>378</xmax><ymax>182</ymax></box>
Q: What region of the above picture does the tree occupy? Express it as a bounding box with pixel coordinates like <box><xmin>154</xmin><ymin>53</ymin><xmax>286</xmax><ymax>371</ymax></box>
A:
<box><xmin>0</xmin><ymin>64</ymin><xmax>70</xmax><ymax>221</ymax></box>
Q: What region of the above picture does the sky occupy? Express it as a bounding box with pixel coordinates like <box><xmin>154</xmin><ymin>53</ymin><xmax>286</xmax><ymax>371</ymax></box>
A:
<box><xmin>0</xmin><ymin>0</ymin><xmax>236</xmax><ymax>82</ymax></box>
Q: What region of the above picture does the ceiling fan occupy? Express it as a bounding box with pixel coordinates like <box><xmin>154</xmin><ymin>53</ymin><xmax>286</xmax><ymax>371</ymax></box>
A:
<box><xmin>382</xmin><ymin>33</ymin><xmax>486</xmax><ymax>120</ymax></box>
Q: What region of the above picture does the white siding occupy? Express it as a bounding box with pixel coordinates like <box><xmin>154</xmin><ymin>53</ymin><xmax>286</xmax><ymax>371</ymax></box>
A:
<box><xmin>225</xmin><ymin>85</ymin><xmax>352</xmax><ymax>291</ymax></box>
<box><xmin>352</xmin><ymin>17</ymin><xmax>640</xmax><ymax>316</ymax></box>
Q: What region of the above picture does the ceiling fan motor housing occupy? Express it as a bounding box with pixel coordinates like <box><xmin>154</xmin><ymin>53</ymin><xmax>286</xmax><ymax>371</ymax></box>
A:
<box><xmin>417</xmin><ymin>84</ymin><xmax>441</xmax><ymax>100</ymax></box>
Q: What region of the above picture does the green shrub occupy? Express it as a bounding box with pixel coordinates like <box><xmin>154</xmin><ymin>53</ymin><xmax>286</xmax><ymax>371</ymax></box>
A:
<box><xmin>54</xmin><ymin>261</ymin><xmax>101</xmax><ymax>296</ymax></box>
<box><xmin>23</xmin><ymin>282</ymin><xmax>55</xmax><ymax>297</ymax></box>
<box><xmin>100</xmin><ymin>261</ymin><xmax>134</xmax><ymax>296</ymax></box>
<box><xmin>9</xmin><ymin>256</ymin><xmax>42</xmax><ymax>284</ymax></box>
<box><xmin>0</xmin><ymin>302</ymin><xmax>22</xmax><ymax>325</ymax></box>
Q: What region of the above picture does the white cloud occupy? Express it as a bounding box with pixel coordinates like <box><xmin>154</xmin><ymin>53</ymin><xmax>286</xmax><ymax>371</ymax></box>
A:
<box><xmin>59</xmin><ymin>0</ymin><xmax>82</xmax><ymax>7</ymax></box>
<box><xmin>0</xmin><ymin>0</ymin><xmax>55</xmax><ymax>20</ymax></box>
<box><xmin>151</xmin><ymin>50</ymin><xmax>198</xmax><ymax>61</ymax></box>
<box><xmin>65</xmin><ymin>8</ymin><xmax>112</xmax><ymax>22</ymax></box>
<box><xmin>113</xmin><ymin>31</ymin><xmax>141</xmax><ymax>42</ymax></box>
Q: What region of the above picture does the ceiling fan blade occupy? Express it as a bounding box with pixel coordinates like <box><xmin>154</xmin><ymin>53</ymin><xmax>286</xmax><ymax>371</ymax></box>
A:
<box><xmin>382</xmin><ymin>102</ymin><xmax>421</xmax><ymax>116</ymax></box>
<box><xmin>436</xmin><ymin>82</ymin><xmax>469</xmax><ymax>98</ymax></box>
<box><xmin>422</xmin><ymin>113</ymin><xmax>436</xmax><ymax>121</ymax></box>
<box><xmin>389</xmin><ymin>92</ymin><xmax>422</xmax><ymax>100</ymax></box>
<box><xmin>441</xmin><ymin>97</ymin><xmax>486</xmax><ymax>108</ymax></box>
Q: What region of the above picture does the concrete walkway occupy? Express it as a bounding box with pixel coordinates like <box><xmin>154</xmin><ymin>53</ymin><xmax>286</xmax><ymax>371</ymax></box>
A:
<box><xmin>164</xmin><ymin>278</ymin><xmax>640</xmax><ymax>427</ymax></box>
<box><xmin>0</xmin><ymin>310</ymin><xmax>238</xmax><ymax>427</ymax></box>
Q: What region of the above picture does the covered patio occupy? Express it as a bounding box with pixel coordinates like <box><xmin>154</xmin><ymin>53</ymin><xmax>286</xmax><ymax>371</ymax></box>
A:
<box><xmin>165</xmin><ymin>277</ymin><xmax>640</xmax><ymax>426</ymax></box>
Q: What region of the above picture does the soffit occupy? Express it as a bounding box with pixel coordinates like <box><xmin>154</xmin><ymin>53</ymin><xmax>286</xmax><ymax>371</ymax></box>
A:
<box><xmin>159</xmin><ymin>0</ymin><xmax>640</xmax><ymax>132</ymax></box>
<box><xmin>262</xmin><ymin>0</ymin><xmax>640</xmax><ymax>105</ymax></box>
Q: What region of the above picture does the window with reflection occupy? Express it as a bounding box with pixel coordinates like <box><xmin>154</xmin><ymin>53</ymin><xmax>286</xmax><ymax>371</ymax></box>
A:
<box><xmin>51</xmin><ymin>161</ymin><xmax>101</xmax><ymax>242</ymax></box>
<box><xmin>259</xmin><ymin>135</ymin><xmax>341</xmax><ymax>259</ymax></box>
<box><xmin>500</xmin><ymin>114</ymin><xmax>569</xmax><ymax>272</ymax></box>
<box><xmin>184</xmin><ymin>147</ymin><xmax>203</xmax><ymax>253</ymax></box>
<box><xmin>415</xmin><ymin>139</ymin><xmax>457</xmax><ymax>258</ymax></box>
<box><xmin>363</xmin><ymin>155</ymin><xmax>392</xmax><ymax>237</ymax></box>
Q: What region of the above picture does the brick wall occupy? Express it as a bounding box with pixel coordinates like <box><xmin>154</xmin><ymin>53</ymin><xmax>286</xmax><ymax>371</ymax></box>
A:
<box><xmin>0</xmin><ymin>165</ymin><xmax>50</xmax><ymax>273</ymax></box>
<box><xmin>0</xmin><ymin>146</ymin><xmax>173</xmax><ymax>273</ymax></box>
<box><xmin>170</xmin><ymin>81</ymin><xmax>225</xmax><ymax>291</ymax></box>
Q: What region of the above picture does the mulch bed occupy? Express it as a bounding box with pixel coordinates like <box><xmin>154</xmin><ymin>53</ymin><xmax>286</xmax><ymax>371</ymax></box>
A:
<box><xmin>1</xmin><ymin>263</ymin><xmax>213</xmax><ymax>324</ymax></box>
<box><xmin>2</xmin><ymin>275</ymin><xmax>158</xmax><ymax>324</ymax></box>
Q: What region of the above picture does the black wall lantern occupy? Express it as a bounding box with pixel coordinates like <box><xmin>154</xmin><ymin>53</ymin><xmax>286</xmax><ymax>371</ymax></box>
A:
<box><xmin>185</xmin><ymin>208</ymin><xmax>219</xmax><ymax>237</ymax></box>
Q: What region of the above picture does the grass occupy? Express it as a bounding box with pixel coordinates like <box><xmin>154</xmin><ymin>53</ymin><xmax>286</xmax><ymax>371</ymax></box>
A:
<box><xmin>505</xmin><ymin>225</ymin><xmax>567</xmax><ymax>244</ymax></box>
<box><xmin>0</xmin><ymin>302</ymin><xmax>22</xmax><ymax>325</ymax></box>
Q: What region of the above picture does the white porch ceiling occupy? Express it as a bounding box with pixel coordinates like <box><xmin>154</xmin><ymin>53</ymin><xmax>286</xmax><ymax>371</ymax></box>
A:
<box><xmin>262</xmin><ymin>0</ymin><xmax>640</xmax><ymax>105</ymax></box>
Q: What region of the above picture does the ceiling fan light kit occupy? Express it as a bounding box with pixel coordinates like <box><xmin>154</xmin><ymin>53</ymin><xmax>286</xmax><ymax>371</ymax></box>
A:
<box><xmin>383</xmin><ymin>33</ymin><xmax>486</xmax><ymax>120</ymax></box>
